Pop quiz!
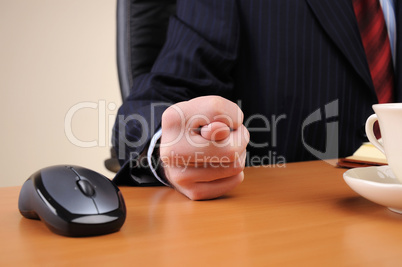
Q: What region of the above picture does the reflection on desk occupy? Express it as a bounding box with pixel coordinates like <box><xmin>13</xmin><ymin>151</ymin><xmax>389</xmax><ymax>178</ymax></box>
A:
<box><xmin>2</xmin><ymin>160</ymin><xmax>402</xmax><ymax>266</ymax></box>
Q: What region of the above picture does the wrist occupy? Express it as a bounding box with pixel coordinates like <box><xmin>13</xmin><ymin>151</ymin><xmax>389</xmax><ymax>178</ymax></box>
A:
<box><xmin>147</xmin><ymin>129</ymin><xmax>171</xmax><ymax>186</ymax></box>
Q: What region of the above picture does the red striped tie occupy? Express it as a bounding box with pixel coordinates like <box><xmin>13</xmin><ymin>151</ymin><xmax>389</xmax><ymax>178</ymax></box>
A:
<box><xmin>353</xmin><ymin>0</ymin><xmax>394</xmax><ymax>103</ymax></box>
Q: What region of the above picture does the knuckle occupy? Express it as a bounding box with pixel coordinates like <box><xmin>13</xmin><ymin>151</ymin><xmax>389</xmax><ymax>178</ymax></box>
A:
<box><xmin>170</xmin><ymin>173</ymin><xmax>189</xmax><ymax>187</ymax></box>
<box><xmin>233</xmin><ymin>159</ymin><xmax>246</xmax><ymax>173</ymax></box>
<box><xmin>226</xmin><ymin>159</ymin><xmax>245</xmax><ymax>176</ymax></box>
<box><xmin>189</xmin><ymin>193</ymin><xmax>206</xmax><ymax>201</ymax></box>
<box><xmin>208</xmin><ymin>96</ymin><xmax>230</xmax><ymax>114</ymax></box>
<box><xmin>186</xmin><ymin>187</ymin><xmax>209</xmax><ymax>201</ymax></box>
<box><xmin>206</xmin><ymin>98</ymin><xmax>225</xmax><ymax>116</ymax></box>
<box><xmin>209</xmin><ymin>96</ymin><xmax>225</xmax><ymax>107</ymax></box>
<box><xmin>244</xmin><ymin>126</ymin><xmax>250</xmax><ymax>143</ymax></box>
<box><xmin>162</xmin><ymin>106</ymin><xmax>183</xmax><ymax>130</ymax></box>
<box><xmin>223</xmin><ymin>146</ymin><xmax>245</xmax><ymax>163</ymax></box>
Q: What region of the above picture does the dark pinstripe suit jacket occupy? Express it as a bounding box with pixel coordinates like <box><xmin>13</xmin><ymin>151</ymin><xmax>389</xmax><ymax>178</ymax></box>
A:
<box><xmin>113</xmin><ymin>0</ymin><xmax>402</xmax><ymax>185</ymax></box>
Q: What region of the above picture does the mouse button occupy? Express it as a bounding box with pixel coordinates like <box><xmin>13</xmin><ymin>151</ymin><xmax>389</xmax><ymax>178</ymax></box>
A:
<box><xmin>72</xmin><ymin>168</ymin><xmax>120</xmax><ymax>213</ymax></box>
<box><xmin>41</xmin><ymin>166</ymin><xmax>76</xmax><ymax>182</ymax></box>
<box><xmin>71</xmin><ymin>166</ymin><xmax>100</xmax><ymax>178</ymax></box>
<box><xmin>77</xmin><ymin>180</ymin><xmax>95</xmax><ymax>197</ymax></box>
<box><xmin>90</xmin><ymin>178</ymin><xmax>120</xmax><ymax>213</ymax></box>
<box><xmin>40</xmin><ymin>166</ymin><xmax>98</xmax><ymax>215</ymax></box>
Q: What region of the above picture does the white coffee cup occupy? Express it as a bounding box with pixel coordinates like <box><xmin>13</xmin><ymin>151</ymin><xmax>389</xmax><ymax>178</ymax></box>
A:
<box><xmin>365</xmin><ymin>103</ymin><xmax>402</xmax><ymax>182</ymax></box>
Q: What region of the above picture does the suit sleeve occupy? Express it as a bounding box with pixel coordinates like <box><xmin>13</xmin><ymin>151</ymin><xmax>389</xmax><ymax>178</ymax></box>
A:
<box><xmin>112</xmin><ymin>0</ymin><xmax>240</xmax><ymax>185</ymax></box>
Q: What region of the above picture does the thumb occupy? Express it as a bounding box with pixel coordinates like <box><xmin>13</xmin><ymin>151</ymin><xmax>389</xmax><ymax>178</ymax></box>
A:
<box><xmin>200</xmin><ymin>121</ymin><xmax>231</xmax><ymax>141</ymax></box>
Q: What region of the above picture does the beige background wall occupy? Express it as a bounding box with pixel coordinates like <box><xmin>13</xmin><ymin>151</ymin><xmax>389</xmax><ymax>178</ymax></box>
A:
<box><xmin>0</xmin><ymin>0</ymin><xmax>122</xmax><ymax>186</ymax></box>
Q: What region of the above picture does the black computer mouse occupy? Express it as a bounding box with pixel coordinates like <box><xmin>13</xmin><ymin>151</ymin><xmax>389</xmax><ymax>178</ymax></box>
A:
<box><xmin>18</xmin><ymin>165</ymin><xmax>126</xmax><ymax>237</ymax></box>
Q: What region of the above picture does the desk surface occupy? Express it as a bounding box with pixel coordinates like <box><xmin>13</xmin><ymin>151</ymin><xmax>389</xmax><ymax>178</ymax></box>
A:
<box><xmin>2</xmin><ymin>161</ymin><xmax>402</xmax><ymax>266</ymax></box>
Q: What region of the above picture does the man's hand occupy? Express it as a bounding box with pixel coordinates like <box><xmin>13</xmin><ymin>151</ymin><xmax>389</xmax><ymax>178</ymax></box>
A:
<box><xmin>160</xmin><ymin>96</ymin><xmax>249</xmax><ymax>200</ymax></box>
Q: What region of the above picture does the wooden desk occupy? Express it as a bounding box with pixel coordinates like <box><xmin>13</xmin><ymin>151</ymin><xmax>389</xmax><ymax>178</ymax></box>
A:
<box><xmin>2</xmin><ymin>161</ymin><xmax>402</xmax><ymax>266</ymax></box>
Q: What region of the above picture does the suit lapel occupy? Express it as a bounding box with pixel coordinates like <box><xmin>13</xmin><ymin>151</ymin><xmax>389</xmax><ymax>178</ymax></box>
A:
<box><xmin>395</xmin><ymin>0</ymin><xmax>402</xmax><ymax>102</ymax></box>
<box><xmin>306</xmin><ymin>0</ymin><xmax>374</xmax><ymax>92</ymax></box>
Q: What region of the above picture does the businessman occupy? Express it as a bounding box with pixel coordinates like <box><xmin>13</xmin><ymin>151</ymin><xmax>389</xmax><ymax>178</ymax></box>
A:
<box><xmin>113</xmin><ymin>0</ymin><xmax>400</xmax><ymax>200</ymax></box>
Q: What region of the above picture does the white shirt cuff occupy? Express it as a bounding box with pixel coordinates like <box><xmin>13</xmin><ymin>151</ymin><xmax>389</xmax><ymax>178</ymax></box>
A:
<box><xmin>147</xmin><ymin>128</ymin><xmax>169</xmax><ymax>186</ymax></box>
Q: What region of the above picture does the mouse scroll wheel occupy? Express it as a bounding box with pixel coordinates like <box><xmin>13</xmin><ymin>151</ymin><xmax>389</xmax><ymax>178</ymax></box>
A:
<box><xmin>77</xmin><ymin>180</ymin><xmax>96</xmax><ymax>197</ymax></box>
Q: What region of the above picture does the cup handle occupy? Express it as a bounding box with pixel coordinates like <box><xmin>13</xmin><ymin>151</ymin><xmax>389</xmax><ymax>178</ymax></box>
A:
<box><xmin>365</xmin><ymin>114</ymin><xmax>385</xmax><ymax>154</ymax></box>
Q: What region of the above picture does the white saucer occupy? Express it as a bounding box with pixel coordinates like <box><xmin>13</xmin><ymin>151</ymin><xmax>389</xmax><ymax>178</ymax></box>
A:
<box><xmin>343</xmin><ymin>166</ymin><xmax>402</xmax><ymax>214</ymax></box>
